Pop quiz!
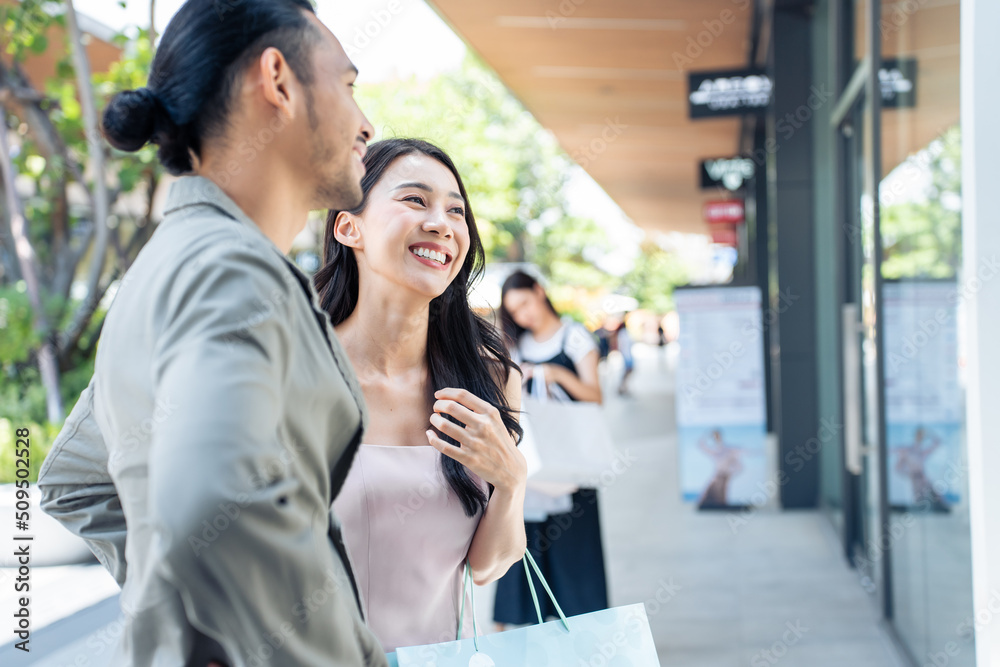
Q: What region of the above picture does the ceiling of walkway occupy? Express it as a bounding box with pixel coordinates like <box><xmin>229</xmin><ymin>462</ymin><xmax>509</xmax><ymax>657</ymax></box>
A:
<box><xmin>880</xmin><ymin>0</ymin><xmax>961</xmax><ymax>177</ymax></box>
<box><xmin>426</xmin><ymin>0</ymin><xmax>754</xmax><ymax>235</ymax></box>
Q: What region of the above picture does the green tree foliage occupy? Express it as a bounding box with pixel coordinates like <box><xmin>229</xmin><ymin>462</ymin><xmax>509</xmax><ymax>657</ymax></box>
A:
<box><xmin>353</xmin><ymin>56</ymin><xmax>699</xmax><ymax>313</ymax></box>
<box><xmin>881</xmin><ymin>125</ymin><xmax>962</xmax><ymax>279</ymax></box>
<box><xmin>353</xmin><ymin>56</ymin><xmax>608</xmax><ymax>269</ymax></box>
<box><xmin>622</xmin><ymin>240</ymin><xmax>690</xmax><ymax>313</ymax></box>
<box><xmin>352</xmin><ymin>56</ymin><xmax>695</xmax><ymax>316</ymax></box>
<box><xmin>1</xmin><ymin>2</ymin><xmax>161</xmax><ymax>477</ymax></box>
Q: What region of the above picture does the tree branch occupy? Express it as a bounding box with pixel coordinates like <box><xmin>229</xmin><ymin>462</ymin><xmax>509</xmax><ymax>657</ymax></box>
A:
<box><xmin>0</xmin><ymin>102</ymin><xmax>63</xmax><ymax>420</ymax></box>
<box><xmin>150</xmin><ymin>0</ymin><xmax>157</xmax><ymax>44</ymax></box>
<box><xmin>0</xmin><ymin>60</ymin><xmax>89</xmax><ymax>188</ymax></box>
<box><xmin>0</xmin><ymin>169</ymin><xmax>23</xmax><ymax>284</ymax></box>
<box><xmin>61</xmin><ymin>0</ymin><xmax>111</xmax><ymax>360</ymax></box>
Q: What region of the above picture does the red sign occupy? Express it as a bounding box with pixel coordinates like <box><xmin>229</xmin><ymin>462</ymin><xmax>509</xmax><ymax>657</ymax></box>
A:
<box><xmin>710</xmin><ymin>225</ymin><xmax>739</xmax><ymax>246</ymax></box>
<box><xmin>703</xmin><ymin>199</ymin><xmax>745</xmax><ymax>224</ymax></box>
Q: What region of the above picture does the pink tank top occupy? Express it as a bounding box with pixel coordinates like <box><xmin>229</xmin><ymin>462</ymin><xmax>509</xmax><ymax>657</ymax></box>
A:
<box><xmin>332</xmin><ymin>444</ymin><xmax>487</xmax><ymax>652</ymax></box>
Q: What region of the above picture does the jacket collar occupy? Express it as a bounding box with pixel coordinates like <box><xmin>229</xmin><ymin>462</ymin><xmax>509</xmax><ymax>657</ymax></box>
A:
<box><xmin>163</xmin><ymin>175</ymin><xmax>275</xmax><ymax>247</ymax></box>
<box><xmin>162</xmin><ymin>174</ymin><xmax>321</xmax><ymax>291</ymax></box>
<box><xmin>162</xmin><ymin>175</ymin><xmax>370</xmax><ymax>432</ymax></box>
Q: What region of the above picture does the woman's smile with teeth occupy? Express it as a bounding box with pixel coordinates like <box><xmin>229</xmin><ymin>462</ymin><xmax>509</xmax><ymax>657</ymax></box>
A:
<box><xmin>411</xmin><ymin>247</ymin><xmax>448</xmax><ymax>265</ymax></box>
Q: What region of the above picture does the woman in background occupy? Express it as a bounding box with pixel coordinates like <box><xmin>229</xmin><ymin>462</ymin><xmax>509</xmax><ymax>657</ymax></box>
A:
<box><xmin>614</xmin><ymin>316</ymin><xmax>634</xmax><ymax>396</ymax></box>
<box><xmin>315</xmin><ymin>138</ymin><xmax>527</xmax><ymax>651</ymax></box>
<box><xmin>493</xmin><ymin>270</ymin><xmax>609</xmax><ymax>627</ymax></box>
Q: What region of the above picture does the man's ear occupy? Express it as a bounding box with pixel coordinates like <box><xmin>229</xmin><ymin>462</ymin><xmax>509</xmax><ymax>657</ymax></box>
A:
<box><xmin>334</xmin><ymin>211</ymin><xmax>364</xmax><ymax>249</ymax></box>
<box><xmin>257</xmin><ymin>46</ymin><xmax>297</xmax><ymax>121</ymax></box>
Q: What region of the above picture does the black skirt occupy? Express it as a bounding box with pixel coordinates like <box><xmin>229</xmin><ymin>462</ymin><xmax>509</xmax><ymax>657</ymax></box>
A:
<box><xmin>493</xmin><ymin>488</ymin><xmax>609</xmax><ymax>624</ymax></box>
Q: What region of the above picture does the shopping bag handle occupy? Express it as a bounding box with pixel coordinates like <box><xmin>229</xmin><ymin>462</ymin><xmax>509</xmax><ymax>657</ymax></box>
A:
<box><xmin>531</xmin><ymin>365</ymin><xmax>549</xmax><ymax>403</ymax></box>
<box><xmin>457</xmin><ymin>552</ymin><xmax>571</xmax><ymax>649</ymax></box>
<box><xmin>522</xmin><ymin>550</ymin><xmax>571</xmax><ymax>632</ymax></box>
<box><xmin>457</xmin><ymin>561</ymin><xmax>481</xmax><ymax>649</ymax></box>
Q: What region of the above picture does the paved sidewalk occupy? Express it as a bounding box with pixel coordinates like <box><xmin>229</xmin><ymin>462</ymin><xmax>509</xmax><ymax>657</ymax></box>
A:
<box><xmin>597</xmin><ymin>345</ymin><xmax>906</xmax><ymax>666</ymax></box>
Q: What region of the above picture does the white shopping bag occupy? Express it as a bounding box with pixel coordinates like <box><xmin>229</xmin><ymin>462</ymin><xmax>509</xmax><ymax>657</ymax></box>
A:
<box><xmin>518</xmin><ymin>412</ymin><xmax>544</xmax><ymax>479</ymax></box>
<box><xmin>520</xmin><ymin>366</ymin><xmax>618</xmax><ymax>487</ymax></box>
<box><xmin>395</xmin><ymin>555</ymin><xmax>660</xmax><ymax>667</ymax></box>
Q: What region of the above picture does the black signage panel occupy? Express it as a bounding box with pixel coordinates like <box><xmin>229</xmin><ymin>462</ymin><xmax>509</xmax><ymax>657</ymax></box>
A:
<box><xmin>880</xmin><ymin>58</ymin><xmax>917</xmax><ymax>108</ymax></box>
<box><xmin>700</xmin><ymin>157</ymin><xmax>756</xmax><ymax>191</ymax></box>
<box><xmin>688</xmin><ymin>68</ymin><xmax>772</xmax><ymax>119</ymax></box>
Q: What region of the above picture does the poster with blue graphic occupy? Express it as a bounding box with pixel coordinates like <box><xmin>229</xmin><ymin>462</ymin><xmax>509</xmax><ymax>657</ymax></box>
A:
<box><xmin>674</xmin><ymin>287</ymin><xmax>767</xmax><ymax>508</ymax></box>
<box><xmin>883</xmin><ymin>281</ymin><xmax>964</xmax><ymax>511</ymax></box>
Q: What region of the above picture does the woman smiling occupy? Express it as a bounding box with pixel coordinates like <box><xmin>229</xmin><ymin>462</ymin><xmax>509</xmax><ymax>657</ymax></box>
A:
<box><xmin>314</xmin><ymin>138</ymin><xmax>527</xmax><ymax>652</ymax></box>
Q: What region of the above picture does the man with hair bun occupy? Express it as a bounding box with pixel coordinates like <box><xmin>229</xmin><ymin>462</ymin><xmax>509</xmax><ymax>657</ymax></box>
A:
<box><xmin>37</xmin><ymin>1</ymin><xmax>382</xmax><ymax>665</ymax></box>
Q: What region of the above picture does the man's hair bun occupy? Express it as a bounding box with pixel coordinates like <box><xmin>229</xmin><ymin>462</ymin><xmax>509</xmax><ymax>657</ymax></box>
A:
<box><xmin>101</xmin><ymin>87</ymin><xmax>161</xmax><ymax>152</ymax></box>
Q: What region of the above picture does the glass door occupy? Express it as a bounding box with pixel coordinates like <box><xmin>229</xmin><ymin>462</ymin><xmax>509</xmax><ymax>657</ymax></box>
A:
<box><xmin>839</xmin><ymin>90</ymin><xmax>889</xmax><ymax>615</ymax></box>
<box><xmin>834</xmin><ymin>0</ymin><xmax>892</xmax><ymax>620</ymax></box>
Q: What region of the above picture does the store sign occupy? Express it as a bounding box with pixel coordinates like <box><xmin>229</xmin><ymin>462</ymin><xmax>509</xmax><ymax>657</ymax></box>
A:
<box><xmin>880</xmin><ymin>58</ymin><xmax>917</xmax><ymax>108</ymax></box>
<box><xmin>710</xmin><ymin>226</ymin><xmax>739</xmax><ymax>246</ymax></box>
<box><xmin>703</xmin><ymin>199</ymin><xmax>745</xmax><ymax>225</ymax></box>
<box><xmin>700</xmin><ymin>157</ymin><xmax>756</xmax><ymax>191</ymax></box>
<box><xmin>688</xmin><ymin>68</ymin><xmax>772</xmax><ymax>119</ymax></box>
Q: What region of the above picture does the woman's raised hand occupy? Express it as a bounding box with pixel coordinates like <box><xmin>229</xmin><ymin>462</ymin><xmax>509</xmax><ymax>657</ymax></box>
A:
<box><xmin>427</xmin><ymin>387</ymin><xmax>526</xmax><ymax>494</ymax></box>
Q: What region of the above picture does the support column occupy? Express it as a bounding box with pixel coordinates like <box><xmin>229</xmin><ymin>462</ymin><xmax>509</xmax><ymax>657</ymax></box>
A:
<box><xmin>768</xmin><ymin>0</ymin><xmax>821</xmax><ymax>508</ymax></box>
<box><xmin>960</xmin><ymin>0</ymin><xmax>1000</xmax><ymax>663</ymax></box>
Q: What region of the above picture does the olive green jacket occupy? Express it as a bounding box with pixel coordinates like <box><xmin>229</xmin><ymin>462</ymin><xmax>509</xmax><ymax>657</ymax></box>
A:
<box><xmin>38</xmin><ymin>176</ymin><xmax>386</xmax><ymax>667</ymax></box>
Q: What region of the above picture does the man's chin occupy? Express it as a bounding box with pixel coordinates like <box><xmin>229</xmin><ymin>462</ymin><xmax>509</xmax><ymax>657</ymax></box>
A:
<box><xmin>317</xmin><ymin>177</ymin><xmax>364</xmax><ymax>212</ymax></box>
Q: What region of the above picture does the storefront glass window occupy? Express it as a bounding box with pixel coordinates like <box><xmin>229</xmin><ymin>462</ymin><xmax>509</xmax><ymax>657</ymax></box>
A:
<box><xmin>878</xmin><ymin>1</ymin><xmax>972</xmax><ymax>663</ymax></box>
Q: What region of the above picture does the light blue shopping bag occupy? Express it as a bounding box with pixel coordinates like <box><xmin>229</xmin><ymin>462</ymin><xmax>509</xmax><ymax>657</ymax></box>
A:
<box><xmin>394</xmin><ymin>551</ymin><xmax>660</xmax><ymax>666</ymax></box>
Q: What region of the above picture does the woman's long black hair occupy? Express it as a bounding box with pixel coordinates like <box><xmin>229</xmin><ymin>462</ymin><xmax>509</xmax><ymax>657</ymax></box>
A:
<box><xmin>314</xmin><ymin>138</ymin><xmax>522</xmax><ymax>517</ymax></box>
<box><xmin>498</xmin><ymin>270</ymin><xmax>560</xmax><ymax>348</ymax></box>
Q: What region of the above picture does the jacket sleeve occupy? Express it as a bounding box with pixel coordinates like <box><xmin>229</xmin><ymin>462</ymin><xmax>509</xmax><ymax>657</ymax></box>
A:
<box><xmin>38</xmin><ymin>375</ymin><xmax>128</xmax><ymax>586</ymax></box>
<box><xmin>146</xmin><ymin>244</ymin><xmax>385</xmax><ymax>666</ymax></box>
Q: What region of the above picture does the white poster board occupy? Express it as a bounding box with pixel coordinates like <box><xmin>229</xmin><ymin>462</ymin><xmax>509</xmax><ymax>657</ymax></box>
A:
<box><xmin>674</xmin><ymin>287</ymin><xmax>767</xmax><ymax>508</ymax></box>
<box><xmin>883</xmin><ymin>281</ymin><xmax>964</xmax><ymax>511</ymax></box>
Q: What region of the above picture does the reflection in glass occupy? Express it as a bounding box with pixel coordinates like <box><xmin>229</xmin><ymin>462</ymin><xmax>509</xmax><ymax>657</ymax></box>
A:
<box><xmin>854</xmin><ymin>0</ymin><xmax>869</xmax><ymax>63</ymax></box>
<box><xmin>879</xmin><ymin>0</ymin><xmax>968</xmax><ymax>661</ymax></box>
